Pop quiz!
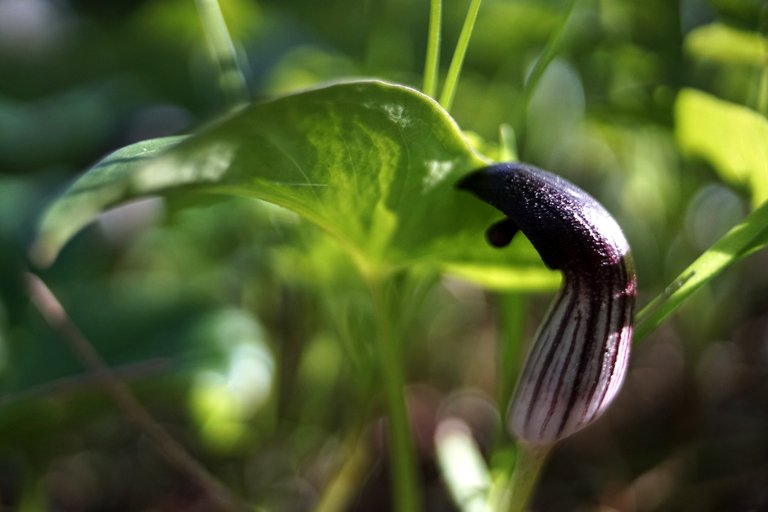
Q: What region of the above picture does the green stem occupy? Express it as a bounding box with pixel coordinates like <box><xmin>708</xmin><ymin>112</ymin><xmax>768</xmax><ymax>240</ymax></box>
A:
<box><xmin>758</xmin><ymin>4</ymin><xmax>768</xmax><ymax>116</ymax></box>
<box><xmin>439</xmin><ymin>0</ymin><xmax>483</xmax><ymax>112</ymax></box>
<box><xmin>515</xmin><ymin>0</ymin><xmax>577</xmax><ymax>152</ymax></box>
<box><xmin>759</xmin><ymin>63</ymin><xmax>768</xmax><ymax>117</ymax></box>
<box><xmin>498</xmin><ymin>124</ymin><xmax>519</xmax><ymax>162</ymax></box>
<box><xmin>370</xmin><ymin>279</ymin><xmax>421</xmax><ymax>512</ymax></box>
<box><xmin>194</xmin><ymin>0</ymin><xmax>249</xmax><ymax>108</ymax></box>
<box><xmin>314</xmin><ymin>426</ymin><xmax>373</xmax><ymax>512</ymax></box>
<box><xmin>497</xmin><ymin>293</ymin><xmax>525</xmax><ymax>436</ymax></box>
<box><xmin>497</xmin><ymin>444</ymin><xmax>551</xmax><ymax>512</ymax></box>
<box><xmin>423</xmin><ymin>0</ymin><xmax>443</xmax><ymax>98</ymax></box>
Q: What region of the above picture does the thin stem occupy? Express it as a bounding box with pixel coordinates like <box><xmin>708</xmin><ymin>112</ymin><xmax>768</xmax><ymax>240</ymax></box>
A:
<box><xmin>194</xmin><ymin>0</ymin><xmax>249</xmax><ymax>108</ymax></box>
<box><xmin>759</xmin><ymin>61</ymin><xmax>768</xmax><ymax>117</ymax></box>
<box><xmin>0</xmin><ymin>359</ymin><xmax>170</xmax><ymax>405</ymax></box>
<box><xmin>758</xmin><ymin>4</ymin><xmax>768</xmax><ymax>116</ymax></box>
<box><xmin>497</xmin><ymin>293</ymin><xmax>525</xmax><ymax>436</ymax></box>
<box><xmin>498</xmin><ymin>124</ymin><xmax>519</xmax><ymax>162</ymax></box>
<box><xmin>633</xmin><ymin>271</ymin><xmax>695</xmax><ymax>342</ymax></box>
<box><xmin>423</xmin><ymin>0</ymin><xmax>443</xmax><ymax>98</ymax></box>
<box><xmin>370</xmin><ymin>278</ymin><xmax>421</xmax><ymax>512</ymax></box>
<box><xmin>497</xmin><ymin>444</ymin><xmax>551</xmax><ymax>512</ymax></box>
<box><xmin>314</xmin><ymin>426</ymin><xmax>373</xmax><ymax>512</ymax></box>
<box><xmin>25</xmin><ymin>273</ymin><xmax>247</xmax><ymax>512</ymax></box>
<box><xmin>440</xmin><ymin>0</ymin><xmax>483</xmax><ymax>112</ymax></box>
<box><xmin>515</xmin><ymin>0</ymin><xmax>577</xmax><ymax>152</ymax></box>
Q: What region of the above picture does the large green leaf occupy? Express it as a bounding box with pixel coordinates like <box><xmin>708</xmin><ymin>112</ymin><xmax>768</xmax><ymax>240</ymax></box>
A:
<box><xmin>676</xmin><ymin>88</ymin><xmax>768</xmax><ymax>206</ymax></box>
<box><xmin>33</xmin><ymin>80</ymin><xmax>555</xmax><ymax>287</ymax></box>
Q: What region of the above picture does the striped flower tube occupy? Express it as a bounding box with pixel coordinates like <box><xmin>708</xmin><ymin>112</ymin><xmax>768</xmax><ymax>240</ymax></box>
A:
<box><xmin>459</xmin><ymin>163</ymin><xmax>636</xmax><ymax>445</ymax></box>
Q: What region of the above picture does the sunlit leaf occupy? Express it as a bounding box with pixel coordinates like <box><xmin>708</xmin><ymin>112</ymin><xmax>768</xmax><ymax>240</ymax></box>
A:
<box><xmin>635</xmin><ymin>198</ymin><xmax>768</xmax><ymax>340</ymax></box>
<box><xmin>675</xmin><ymin>88</ymin><xmax>768</xmax><ymax>206</ymax></box>
<box><xmin>33</xmin><ymin>81</ymin><xmax>553</xmax><ymax>288</ymax></box>
<box><xmin>685</xmin><ymin>23</ymin><xmax>767</xmax><ymax>67</ymax></box>
<box><xmin>441</xmin><ymin>234</ymin><xmax>560</xmax><ymax>291</ymax></box>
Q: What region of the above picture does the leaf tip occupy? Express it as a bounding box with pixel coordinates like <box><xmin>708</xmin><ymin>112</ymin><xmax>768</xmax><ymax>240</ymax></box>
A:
<box><xmin>28</xmin><ymin>235</ymin><xmax>59</xmax><ymax>269</ymax></box>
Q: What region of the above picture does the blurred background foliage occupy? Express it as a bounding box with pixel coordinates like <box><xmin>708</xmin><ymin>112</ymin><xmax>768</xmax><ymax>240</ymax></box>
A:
<box><xmin>0</xmin><ymin>0</ymin><xmax>767</xmax><ymax>510</ymax></box>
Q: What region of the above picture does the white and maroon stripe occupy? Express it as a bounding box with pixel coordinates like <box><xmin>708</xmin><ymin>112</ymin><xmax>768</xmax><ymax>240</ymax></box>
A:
<box><xmin>458</xmin><ymin>162</ymin><xmax>637</xmax><ymax>445</ymax></box>
<box><xmin>509</xmin><ymin>259</ymin><xmax>635</xmax><ymax>444</ymax></box>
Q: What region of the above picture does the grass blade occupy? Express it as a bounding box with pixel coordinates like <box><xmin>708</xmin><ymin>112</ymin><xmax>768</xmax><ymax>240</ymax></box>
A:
<box><xmin>515</xmin><ymin>0</ymin><xmax>577</xmax><ymax>150</ymax></box>
<box><xmin>635</xmin><ymin>199</ymin><xmax>768</xmax><ymax>341</ymax></box>
<box><xmin>195</xmin><ymin>0</ymin><xmax>249</xmax><ymax>108</ymax></box>
<box><xmin>440</xmin><ymin>0</ymin><xmax>483</xmax><ymax>112</ymax></box>
<box><xmin>423</xmin><ymin>0</ymin><xmax>443</xmax><ymax>98</ymax></box>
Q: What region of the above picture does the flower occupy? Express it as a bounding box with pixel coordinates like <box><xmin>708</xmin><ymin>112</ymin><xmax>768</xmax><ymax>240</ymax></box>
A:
<box><xmin>459</xmin><ymin>163</ymin><xmax>636</xmax><ymax>444</ymax></box>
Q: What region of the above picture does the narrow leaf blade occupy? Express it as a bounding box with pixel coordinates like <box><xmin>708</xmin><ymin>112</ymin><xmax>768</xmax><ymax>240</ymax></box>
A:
<box><xmin>635</xmin><ymin>198</ymin><xmax>768</xmax><ymax>340</ymax></box>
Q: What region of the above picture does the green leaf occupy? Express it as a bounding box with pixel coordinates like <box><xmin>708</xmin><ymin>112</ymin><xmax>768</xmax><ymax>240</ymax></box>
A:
<box><xmin>675</xmin><ymin>88</ymin><xmax>768</xmax><ymax>206</ymax></box>
<box><xmin>635</xmin><ymin>198</ymin><xmax>768</xmax><ymax>340</ymax></box>
<box><xmin>30</xmin><ymin>136</ymin><xmax>187</xmax><ymax>265</ymax></box>
<box><xmin>33</xmin><ymin>80</ymin><xmax>554</xmax><ymax>288</ymax></box>
<box><xmin>685</xmin><ymin>23</ymin><xmax>767</xmax><ymax>67</ymax></box>
<box><xmin>441</xmin><ymin>232</ymin><xmax>560</xmax><ymax>292</ymax></box>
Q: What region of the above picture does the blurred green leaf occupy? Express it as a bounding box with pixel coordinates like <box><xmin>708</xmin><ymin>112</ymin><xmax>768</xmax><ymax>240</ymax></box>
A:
<box><xmin>34</xmin><ymin>80</ymin><xmax>554</xmax><ymax>289</ymax></box>
<box><xmin>675</xmin><ymin>88</ymin><xmax>768</xmax><ymax>206</ymax></box>
<box><xmin>635</xmin><ymin>197</ymin><xmax>768</xmax><ymax>340</ymax></box>
<box><xmin>470</xmin><ymin>1</ymin><xmax>559</xmax><ymax>67</ymax></box>
<box><xmin>443</xmin><ymin>262</ymin><xmax>558</xmax><ymax>292</ymax></box>
<box><xmin>0</xmin><ymin>86</ymin><xmax>136</xmax><ymax>172</ymax></box>
<box><xmin>442</xmin><ymin>231</ymin><xmax>560</xmax><ymax>292</ymax></box>
<box><xmin>263</xmin><ymin>47</ymin><xmax>358</xmax><ymax>96</ymax></box>
<box><xmin>685</xmin><ymin>23</ymin><xmax>767</xmax><ymax>67</ymax></box>
<box><xmin>134</xmin><ymin>0</ymin><xmax>261</xmax><ymax>46</ymax></box>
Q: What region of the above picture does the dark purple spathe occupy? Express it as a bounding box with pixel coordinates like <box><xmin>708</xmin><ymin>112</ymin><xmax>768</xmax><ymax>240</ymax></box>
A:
<box><xmin>459</xmin><ymin>163</ymin><xmax>636</xmax><ymax>444</ymax></box>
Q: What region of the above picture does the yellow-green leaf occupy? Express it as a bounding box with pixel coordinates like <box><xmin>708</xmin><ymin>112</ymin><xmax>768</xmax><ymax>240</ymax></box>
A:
<box><xmin>685</xmin><ymin>23</ymin><xmax>767</xmax><ymax>67</ymax></box>
<box><xmin>675</xmin><ymin>88</ymin><xmax>768</xmax><ymax>206</ymax></box>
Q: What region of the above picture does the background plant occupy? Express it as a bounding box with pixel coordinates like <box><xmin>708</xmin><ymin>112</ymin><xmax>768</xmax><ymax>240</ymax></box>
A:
<box><xmin>1</xmin><ymin>0</ymin><xmax>767</xmax><ymax>511</ymax></box>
